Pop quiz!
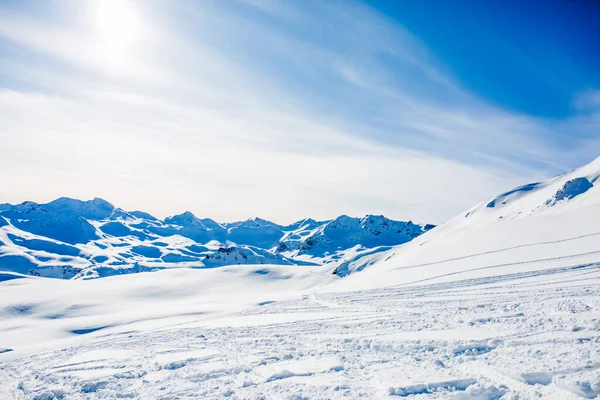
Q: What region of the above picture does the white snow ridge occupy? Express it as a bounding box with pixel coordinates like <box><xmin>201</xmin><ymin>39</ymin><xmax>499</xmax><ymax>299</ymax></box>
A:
<box><xmin>1</xmin><ymin>157</ymin><xmax>600</xmax><ymax>399</ymax></box>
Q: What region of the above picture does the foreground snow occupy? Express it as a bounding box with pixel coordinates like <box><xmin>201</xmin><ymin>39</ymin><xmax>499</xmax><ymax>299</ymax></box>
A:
<box><xmin>1</xmin><ymin>264</ymin><xmax>598</xmax><ymax>399</ymax></box>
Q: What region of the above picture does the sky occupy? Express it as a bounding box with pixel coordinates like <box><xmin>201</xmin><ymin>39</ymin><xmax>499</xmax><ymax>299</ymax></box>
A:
<box><xmin>0</xmin><ymin>0</ymin><xmax>599</xmax><ymax>224</ymax></box>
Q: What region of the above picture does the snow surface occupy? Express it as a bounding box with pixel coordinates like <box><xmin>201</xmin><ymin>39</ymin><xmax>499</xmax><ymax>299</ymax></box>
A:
<box><xmin>1</xmin><ymin>158</ymin><xmax>600</xmax><ymax>399</ymax></box>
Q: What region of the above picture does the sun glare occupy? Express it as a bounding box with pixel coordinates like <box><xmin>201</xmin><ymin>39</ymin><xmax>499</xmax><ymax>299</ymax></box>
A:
<box><xmin>93</xmin><ymin>0</ymin><xmax>141</xmax><ymax>68</ymax></box>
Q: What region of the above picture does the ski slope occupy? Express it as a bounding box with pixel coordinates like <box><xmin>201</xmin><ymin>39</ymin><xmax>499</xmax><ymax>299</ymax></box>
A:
<box><xmin>1</xmin><ymin>158</ymin><xmax>600</xmax><ymax>399</ymax></box>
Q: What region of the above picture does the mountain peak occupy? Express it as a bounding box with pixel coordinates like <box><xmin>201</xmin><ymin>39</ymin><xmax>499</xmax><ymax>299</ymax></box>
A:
<box><xmin>164</xmin><ymin>211</ymin><xmax>203</xmax><ymax>226</ymax></box>
<box><xmin>329</xmin><ymin>215</ymin><xmax>356</xmax><ymax>226</ymax></box>
<box><xmin>108</xmin><ymin>208</ymin><xmax>139</xmax><ymax>221</ymax></box>
<box><xmin>284</xmin><ymin>218</ymin><xmax>321</xmax><ymax>231</ymax></box>
<box><xmin>236</xmin><ymin>217</ymin><xmax>281</xmax><ymax>229</ymax></box>
<box><xmin>199</xmin><ymin>218</ymin><xmax>225</xmax><ymax>231</ymax></box>
<box><xmin>361</xmin><ymin>214</ymin><xmax>390</xmax><ymax>224</ymax></box>
<box><xmin>129</xmin><ymin>210</ymin><xmax>158</xmax><ymax>221</ymax></box>
<box><xmin>49</xmin><ymin>196</ymin><xmax>114</xmax><ymax>209</ymax></box>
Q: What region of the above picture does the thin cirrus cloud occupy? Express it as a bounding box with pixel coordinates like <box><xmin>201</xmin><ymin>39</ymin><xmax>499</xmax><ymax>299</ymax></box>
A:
<box><xmin>0</xmin><ymin>0</ymin><xmax>597</xmax><ymax>224</ymax></box>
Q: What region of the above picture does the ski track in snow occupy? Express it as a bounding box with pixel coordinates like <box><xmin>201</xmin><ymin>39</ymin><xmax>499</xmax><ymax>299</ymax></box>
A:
<box><xmin>1</xmin><ymin>264</ymin><xmax>599</xmax><ymax>399</ymax></box>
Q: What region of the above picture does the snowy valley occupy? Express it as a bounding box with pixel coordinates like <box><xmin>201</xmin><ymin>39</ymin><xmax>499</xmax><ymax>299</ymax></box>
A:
<box><xmin>1</xmin><ymin>158</ymin><xmax>600</xmax><ymax>399</ymax></box>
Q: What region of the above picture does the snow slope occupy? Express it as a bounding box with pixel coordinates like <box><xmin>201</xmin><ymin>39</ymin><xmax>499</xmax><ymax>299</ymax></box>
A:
<box><xmin>336</xmin><ymin>156</ymin><xmax>600</xmax><ymax>291</ymax></box>
<box><xmin>1</xmin><ymin>158</ymin><xmax>600</xmax><ymax>399</ymax></box>
<box><xmin>0</xmin><ymin>199</ymin><xmax>431</xmax><ymax>279</ymax></box>
<box><xmin>0</xmin><ymin>258</ymin><xmax>598</xmax><ymax>399</ymax></box>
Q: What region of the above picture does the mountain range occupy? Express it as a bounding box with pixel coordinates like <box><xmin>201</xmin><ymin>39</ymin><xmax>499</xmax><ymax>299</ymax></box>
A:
<box><xmin>0</xmin><ymin>199</ymin><xmax>433</xmax><ymax>279</ymax></box>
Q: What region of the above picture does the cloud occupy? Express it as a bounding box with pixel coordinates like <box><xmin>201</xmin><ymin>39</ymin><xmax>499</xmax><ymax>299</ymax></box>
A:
<box><xmin>0</xmin><ymin>0</ymin><xmax>597</xmax><ymax>224</ymax></box>
<box><xmin>573</xmin><ymin>90</ymin><xmax>600</xmax><ymax>111</ymax></box>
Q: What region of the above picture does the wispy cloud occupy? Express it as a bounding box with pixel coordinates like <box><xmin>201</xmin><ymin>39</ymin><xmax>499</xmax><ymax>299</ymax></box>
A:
<box><xmin>0</xmin><ymin>0</ymin><xmax>597</xmax><ymax>223</ymax></box>
<box><xmin>573</xmin><ymin>89</ymin><xmax>600</xmax><ymax>111</ymax></box>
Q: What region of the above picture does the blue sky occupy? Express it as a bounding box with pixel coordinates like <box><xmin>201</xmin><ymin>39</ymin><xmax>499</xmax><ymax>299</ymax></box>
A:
<box><xmin>373</xmin><ymin>0</ymin><xmax>600</xmax><ymax>119</ymax></box>
<box><xmin>0</xmin><ymin>0</ymin><xmax>598</xmax><ymax>223</ymax></box>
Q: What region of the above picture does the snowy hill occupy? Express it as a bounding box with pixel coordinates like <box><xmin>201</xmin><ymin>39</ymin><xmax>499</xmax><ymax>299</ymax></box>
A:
<box><xmin>0</xmin><ymin>199</ymin><xmax>431</xmax><ymax>279</ymax></box>
<box><xmin>337</xmin><ymin>156</ymin><xmax>600</xmax><ymax>289</ymax></box>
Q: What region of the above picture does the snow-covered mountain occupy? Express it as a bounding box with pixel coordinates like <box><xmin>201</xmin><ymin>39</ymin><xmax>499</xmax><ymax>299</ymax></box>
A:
<box><xmin>278</xmin><ymin>214</ymin><xmax>433</xmax><ymax>264</ymax></box>
<box><xmin>0</xmin><ymin>199</ymin><xmax>432</xmax><ymax>279</ymax></box>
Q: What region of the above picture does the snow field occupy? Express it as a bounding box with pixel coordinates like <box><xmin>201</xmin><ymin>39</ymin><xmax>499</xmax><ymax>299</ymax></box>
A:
<box><xmin>1</xmin><ymin>262</ymin><xmax>598</xmax><ymax>399</ymax></box>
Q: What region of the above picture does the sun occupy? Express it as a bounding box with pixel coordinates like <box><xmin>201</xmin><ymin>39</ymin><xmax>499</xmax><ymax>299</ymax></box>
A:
<box><xmin>93</xmin><ymin>0</ymin><xmax>141</xmax><ymax>68</ymax></box>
